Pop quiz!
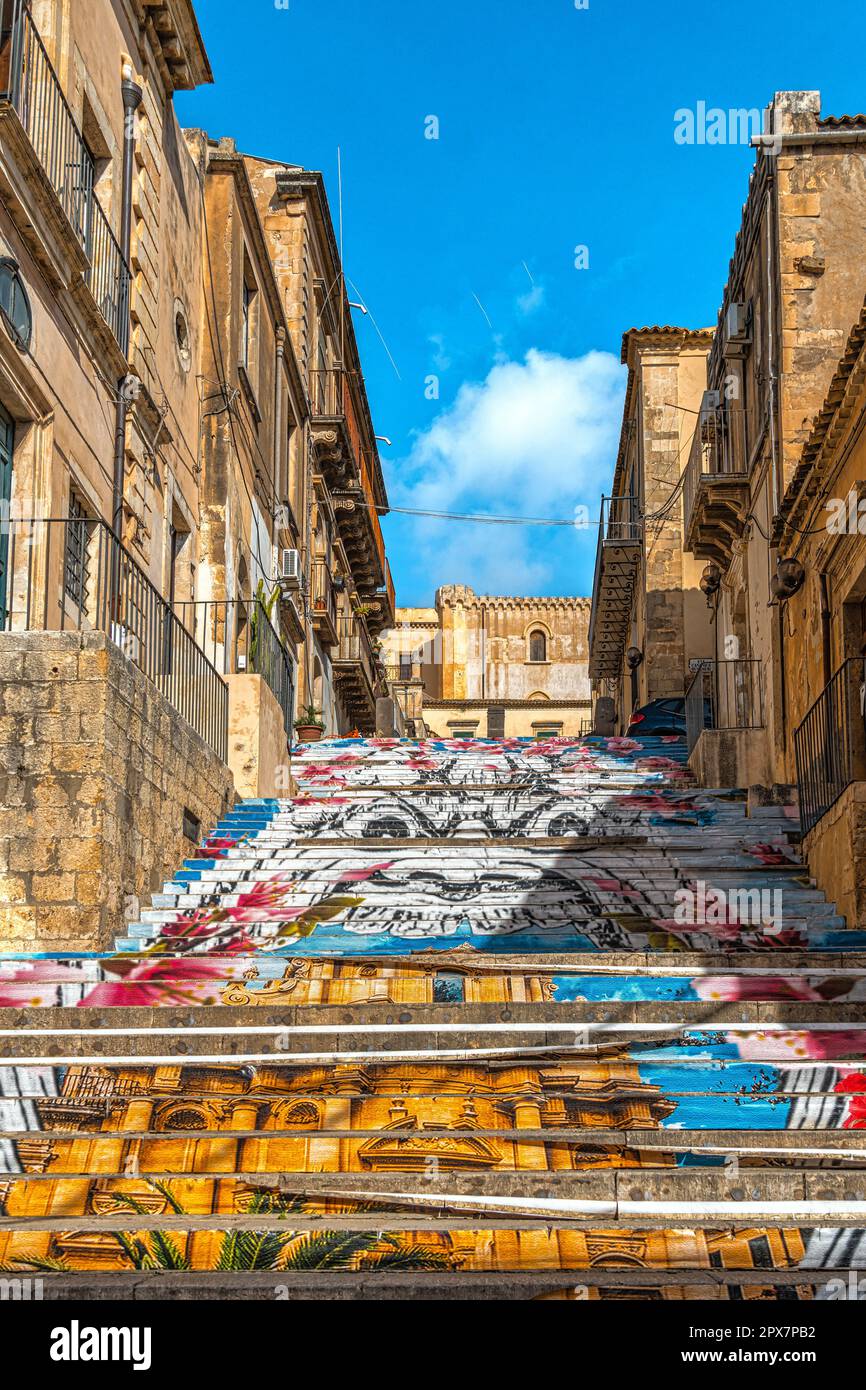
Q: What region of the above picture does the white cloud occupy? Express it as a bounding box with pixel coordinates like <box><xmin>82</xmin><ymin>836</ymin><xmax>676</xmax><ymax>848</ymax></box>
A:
<box><xmin>517</xmin><ymin>282</ymin><xmax>545</xmax><ymax>316</ymax></box>
<box><xmin>392</xmin><ymin>348</ymin><xmax>626</xmax><ymax>595</ymax></box>
<box><xmin>427</xmin><ymin>332</ymin><xmax>451</xmax><ymax>372</ymax></box>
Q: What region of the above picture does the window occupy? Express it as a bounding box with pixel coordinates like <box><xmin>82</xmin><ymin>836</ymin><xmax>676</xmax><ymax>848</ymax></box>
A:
<box><xmin>64</xmin><ymin>491</ymin><xmax>91</xmax><ymax>609</ymax></box>
<box><xmin>487</xmin><ymin>706</ymin><xmax>505</xmax><ymax>740</ymax></box>
<box><xmin>528</xmin><ymin>629</ymin><xmax>547</xmax><ymax>662</ymax></box>
<box><xmin>747</xmin><ymin>1235</ymin><xmax>774</xmax><ymax>1270</ymax></box>
<box><xmin>241</xmin><ymin>254</ymin><xmax>258</xmax><ymax>381</ymax></box>
<box><xmin>433</xmin><ymin>972</ymin><xmax>465</xmax><ymax>1004</ymax></box>
<box><xmin>0</xmin><ymin>260</ymin><xmax>32</xmax><ymax>351</ymax></box>
<box><xmin>174</xmin><ymin>298</ymin><xmax>191</xmax><ymax>371</ymax></box>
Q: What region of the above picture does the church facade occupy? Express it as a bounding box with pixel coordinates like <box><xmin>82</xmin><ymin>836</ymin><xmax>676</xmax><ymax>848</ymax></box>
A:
<box><xmin>383</xmin><ymin>586</ymin><xmax>592</xmax><ymax>738</ymax></box>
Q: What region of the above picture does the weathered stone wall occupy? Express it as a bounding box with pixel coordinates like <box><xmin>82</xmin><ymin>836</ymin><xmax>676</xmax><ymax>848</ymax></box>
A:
<box><xmin>225</xmin><ymin>673</ymin><xmax>291</xmax><ymax>799</ymax></box>
<box><xmin>0</xmin><ymin>632</ymin><xmax>234</xmax><ymax>951</ymax></box>
<box><xmin>803</xmin><ymin>782</ymin><xmax>866</xmax><ymax>929</ymax></box>
<box><xmin>690</xmin><ymin>728</ymin><xmax>774</xmax><ymax>792</ymax></box>
<box><xmin>614</xmin><ymin>332</ymin><xmax>714</xmax><ymax>722</ymax></box>
<box><xmin>432</xmin><ymin>588</ymin><xmax>591</xmax><ymax>703</ymax></box>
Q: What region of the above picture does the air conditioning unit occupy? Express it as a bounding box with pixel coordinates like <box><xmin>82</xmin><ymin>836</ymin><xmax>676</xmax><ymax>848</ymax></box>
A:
<box><xmin>280</xmin><ymin>548</ymin><xmax>302</xmax><ymax>586</ymax></box>
<box><xmin>726</xmin><ymin>301</ymin><xmax>751</xmax><ymax>344</ymax></box>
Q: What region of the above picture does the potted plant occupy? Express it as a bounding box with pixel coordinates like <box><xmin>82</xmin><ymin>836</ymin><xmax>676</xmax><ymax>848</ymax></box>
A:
<box><xmin>294</xmin><ymin>703</ymin><xmax>326</xmax><ymax>743</ymax></box>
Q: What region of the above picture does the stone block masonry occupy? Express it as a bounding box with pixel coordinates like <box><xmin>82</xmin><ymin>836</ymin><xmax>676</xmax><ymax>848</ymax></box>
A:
<box><xmin>0</xmin><ymin>631</ymin><xmax>234</xmax><ymax>951</ymax></box>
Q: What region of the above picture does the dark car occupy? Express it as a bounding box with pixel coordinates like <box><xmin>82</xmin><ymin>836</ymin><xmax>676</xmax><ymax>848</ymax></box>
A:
<box><xmin>626</xmin><ymin>697</ymin><xmax>713</xmax><ymax>738</ymax></box>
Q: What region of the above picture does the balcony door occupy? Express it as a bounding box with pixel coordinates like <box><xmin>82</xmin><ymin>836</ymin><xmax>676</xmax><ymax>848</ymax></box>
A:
<box><xmin>0</xmin><ymin>403</ymin><xmax>13</xmax><ymax>626</ymax></box>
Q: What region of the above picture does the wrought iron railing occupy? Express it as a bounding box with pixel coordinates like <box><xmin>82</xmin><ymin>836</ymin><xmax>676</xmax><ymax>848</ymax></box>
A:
<box><xmin>587</xmin><ymin>494</ymin><xmax>641</xmax><ymax>663</ymax></box>
<box><xmin>0</xmin><ymin>517</ymin><xmax>228</xmax><ymax>759</ymax></box>
<box><xmin>385</xmin><ymin>659</ymin><xmax>420</xmax><ymax>684</ymax></box>
<box><xmin>0</xmin><ymin>0</ymin><xmax>131</xmax><ymax>352</ymax></box>
<box><xmin>794</xmin><ymin>657</ymin><xmax>866</xmax><ymax>834</ymax></box>
<box><xmin>309</xmin><ymin>369</ymin><xmax>387</xmax><ymax>577</ymax></box>
<box><xmin>335</xmin><ymin>613</ymin><xmax>380</xmax><ymax>694</ymax></box>
<box><xmin>176</xmin><ymin>598</ymin><xmax>296</xmax><ymax>739</ymax></box>
<box><xmin>381</xmin><ymin>555</ymin><xmax>396</xmax><ymax>616</ymax></box>
<box><xmin>311</xmin><ymin>557</ymin><xmax>337</xmax><ymax>630</ymax></box>
<box><xmin>685</xmin><ymin>657</ymin><xmax>765</xmax><ymax>753</ymax></box>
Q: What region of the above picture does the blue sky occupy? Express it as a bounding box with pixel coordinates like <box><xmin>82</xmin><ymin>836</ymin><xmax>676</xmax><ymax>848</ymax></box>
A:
<box><xmin>178</xmin><ymin>0</ymin><xmax>866</xmax><ymax>606</ymax></box>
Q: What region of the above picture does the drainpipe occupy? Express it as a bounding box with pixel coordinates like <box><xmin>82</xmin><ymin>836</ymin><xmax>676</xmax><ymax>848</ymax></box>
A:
<box><xmin>111</xmin><ymin>68</ymin><xmax>143</xmax><ymax>538</ymax></box>
<box><xmin>765</xmin><ymin>156</ymin><xmax>781</xmax><ymax>520</ymax></box>
<box><xmin>274</xmin><ymin>327</ymin><xmax>285</xmax><ymax>519</ymax></box>
<box><xmin>819</xmin><ymin>572</ymin><xmax>833</xmax><ymax>686</ymax></box>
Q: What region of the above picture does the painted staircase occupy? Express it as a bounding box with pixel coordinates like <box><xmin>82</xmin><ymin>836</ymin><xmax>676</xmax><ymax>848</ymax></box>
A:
<box><xmin>1</xmin><ymin>734</ymin><xmax>866</xmax><ymax>1299</ymax></box>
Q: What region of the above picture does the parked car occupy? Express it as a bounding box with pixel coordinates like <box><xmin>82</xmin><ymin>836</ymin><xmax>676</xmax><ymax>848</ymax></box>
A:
<box><xmin>626</xmin><ymin>697</ymin><xmax>713</xmax><ymax>737</ymax></box>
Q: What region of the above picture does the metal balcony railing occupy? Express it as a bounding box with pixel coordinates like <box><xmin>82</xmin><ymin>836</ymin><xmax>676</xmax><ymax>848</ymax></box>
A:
<box><xmin>794</xmin><ymin>657</ymin><xmax>866</xmax><ymax>834</ymax></box>
<box><xmin>309</xmin><ymin>368</ymin><xmax>388</xmax><ymax>577</ymax></box>
<box><xmin>0</xmin><ymin>0</ymin><xmax>131</xmax><ymax>352</ymax></box>
<box><xmin>385</xmin><ymin>659</ymin><xmax>420</xmax><ymax>684</ymax></box>
<box><xmin>382</xmin><ymin>556</ymin><xmax>396</xmax><ymax>617</ymax></box>
<box><xmin>311</xmin><ymin>557</ymin><xmax>337</xmax><ymax>628</ymax></box>
<box><xmin>0</xmin><ymin>516</ymin><xmax>228</xmax><ymax>759</ymax></box>
<box><xmin>685</xmin><ymin>657</ymin><xmax>765</xmax><ymax>754</ymax></box>
<box><xmin>683</xmin><ymin>405</ymin><xmax>750</xmax><ymax>534</ymax></box>
<box><xmin>176</xmin><ymin>598</ymin><xmax>296</xmax><ymax>740</ymax></box>
<box><xmin>336</xmin><ymin>613</ymin><xmax>379</xmax><ymax>692</ymax></box>
<box><xmin>587</xmin><ymin>494</ymin><xmax>641</xmax><ymax>672</ymax></box>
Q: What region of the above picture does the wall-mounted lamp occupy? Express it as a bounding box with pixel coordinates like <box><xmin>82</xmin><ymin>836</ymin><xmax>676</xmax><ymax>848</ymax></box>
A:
<box><xmin>700</xmin><ymin>563</ymin><xmax>722</xmax><ymax>604</ymax></box>
<box><xmin>626</xmin><ymin>646</ymin><xmax>644</xmax><ymax>672</ymax></box>
<box><xmin>348</xmin><ymin>302</ymin><xmax>368</xmax><ymax>315</ymax></box>
<box><xmin>375</xmin><ymin>435</ymin><xmax>392</xmax><ymax>448</ymax></box>
<box><xmin>770</xmin><ymin>557</ymin><xmax>806</xmax><ymax>603</ymax></box>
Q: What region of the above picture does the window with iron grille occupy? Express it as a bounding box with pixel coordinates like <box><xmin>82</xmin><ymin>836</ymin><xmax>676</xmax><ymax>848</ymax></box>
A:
<box><xmin>64</xmin><ymin>492</ymin><xmax>90</xmax><ymax>608</ymax></box>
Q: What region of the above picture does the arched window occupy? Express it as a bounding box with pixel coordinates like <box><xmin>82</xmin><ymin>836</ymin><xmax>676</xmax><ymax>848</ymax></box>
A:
<box><xmin>528</xmin><ymin>629</ymin><xmax>547</xmax><ymax>663</ymax></box>
<box><xmin>0</xmin><ymin>259</ymin><xmax>32</xmax><ymax>351</ymax></box>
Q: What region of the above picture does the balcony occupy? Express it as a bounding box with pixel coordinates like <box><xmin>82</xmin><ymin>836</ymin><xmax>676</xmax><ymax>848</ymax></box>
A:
<box><xmin>385</xmin><ymin>659</ymin><xmax>425</xmax><ymax>730</ymax></box>
<box><xmin>1</xmin><ymin>516</ymin><xmax>228</xmax><ymax>758</ymax></box>
<box><xmin>176</xmin><ymin>598</ymin><xmax>296</xmax><ymax>739</ymax></box>
<box><xmin>311</xmin><ymin>557</ymin><xmax>338</xmax><ymax>646</ymax></box>
<box><xmin>588</xmin><ymin>495</ymin><xmax>641</xmax><ymax>681</ymax></box>
<box><xmin>333</xmin><ymin>614</ymin><xmax>382</xmax><ymax>732</ymax></box>
<box><xmin>309</xmin><ymin>367</ymin><xmax>390</xmax><ymax>610</ymax></box>
<box><xmin>683</xmin><ymin>405</ymin><xmax>751</xmax><ymax>566</ymax></box>
<box><xmin>0</xmin><ymin>0</ymin><xmax>131</xmax><ymax>355</ymax></box>
<box><xmin>685</xmin><ymin>658</ymin><xmax>765</xmax><ymax>753</ymax></box>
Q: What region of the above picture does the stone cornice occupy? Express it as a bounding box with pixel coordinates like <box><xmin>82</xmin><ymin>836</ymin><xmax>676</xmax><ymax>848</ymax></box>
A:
<box><xmin>432</xmin><ymin>591</ymin><xmax>591</xmax><ymax>610</ymax></box>
<box><xmin>424</xmin><ymin>699</ymin><xmax>591</xmax><ymax>710</ymax></box>
<box><xmin>137</xmin><ymin>0</ymin><xmax>213</xmax><ymax>91</ymax></box>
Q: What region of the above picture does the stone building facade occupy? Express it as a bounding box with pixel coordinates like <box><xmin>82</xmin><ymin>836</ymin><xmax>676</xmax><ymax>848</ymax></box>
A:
<box><xmin>770</xmin><ymin>298</ymin><xmax>866</xmax><ymax>926</ymax></box>
<box><xmin>383</xmin><ymin>586</ymin><xmax>591</xmax><ymax>738</ymax></box>
<box><xmin>590</xmin><ymin>327</ymin><xmax>715</xmax><ymax>730</ymax></box>
<box><xmin>586</xmin><ymin>90</ymin><xmax>866</xmax><ymax>925</ymax></box>
<box><xmin>244</xmin><ymin>158</ymin><xmax>396</xmax><ymax>736</ymax></box>
<box><xmin>684</xmin><ymin>91</ymin><xmax>866</xmax><ymax>791</ymax></box>
<box><xmin>0</xmin><ymin>0</ymin><xmax>397</xmax><ymax>948</ymax></box>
